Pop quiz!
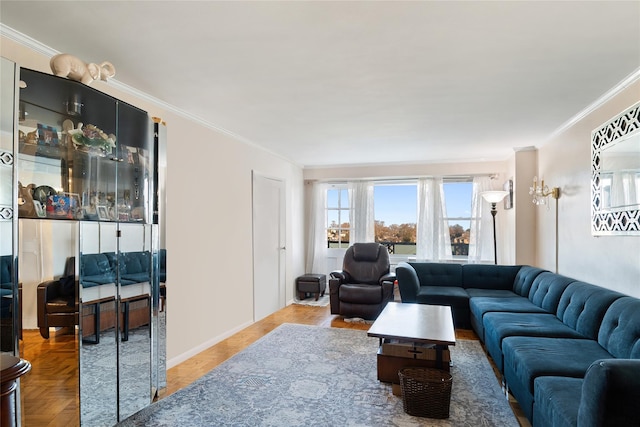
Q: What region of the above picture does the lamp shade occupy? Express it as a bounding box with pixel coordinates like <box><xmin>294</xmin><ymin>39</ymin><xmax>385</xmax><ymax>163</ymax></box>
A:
<box><xmin>481</xmin><ymin>190</ymin><xmax>509</xmax><ymax>204</ymax></box>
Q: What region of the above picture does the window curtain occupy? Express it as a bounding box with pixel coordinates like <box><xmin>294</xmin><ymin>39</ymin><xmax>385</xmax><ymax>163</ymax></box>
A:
<box><xmin>305</xmin><ymin>181</ymin><xmax>327</xmax><ymax>274</ymax></box>
<box><xmin>610</xmin><ymin>172</ymin><xmax>639</xmax><ymax>209</ymax></box>
<box><xmin>468</xmin><ymin>176</ymin><xmax>493</xmax><ymax>263</ymax></box>
<box><xmin>416</xmin><ymin>177</ymin><xmax>452</xmax><ymax>261</ymax></box>
<box><xmin>349</xmin><ymin>181</ymin><xmax>375</xmax><ymax>244</ymax></box>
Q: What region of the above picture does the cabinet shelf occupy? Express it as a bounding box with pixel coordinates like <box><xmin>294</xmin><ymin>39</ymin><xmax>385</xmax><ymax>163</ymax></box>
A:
<box><xmin>18</xmin><ymin>68</ymin><xmax>151</xmax><ymax>224</ymax></box>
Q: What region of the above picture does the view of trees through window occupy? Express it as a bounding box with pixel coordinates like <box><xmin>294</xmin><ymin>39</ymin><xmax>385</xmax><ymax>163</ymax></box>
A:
<box><xmin>327</xmin><ymin>181</ymin><xmax>473</xmax><ymax>257</ymax></box>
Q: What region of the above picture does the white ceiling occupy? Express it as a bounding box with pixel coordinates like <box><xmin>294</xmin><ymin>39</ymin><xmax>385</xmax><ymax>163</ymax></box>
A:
<box><xmin>1</xmin><ymin>1</ymin><xmax>639</xmax><ymax>167</ymax></box>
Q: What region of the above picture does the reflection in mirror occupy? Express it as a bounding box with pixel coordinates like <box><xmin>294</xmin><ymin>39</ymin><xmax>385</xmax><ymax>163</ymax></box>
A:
<box><xmin>118</xmin><ymin>223</ymin><xmax>152</xmax><ymax>420</ymax></box>
<box><xmin>79</xmin><ymin>221</ymin><xmax>117</xmax><ymax>426</ymax></box>
<box><xmin>19</xmin><ymin>219</ymin><xmax>79</xmax><ymax>423</ymax></box>
<box><xmin>600</xmin><ymin>132</ymin><xmax>640</xmax><ymax>210</ymax></box>
<box><xmin>153</xmin><ymin>118</ymin><xmax>167</xmax><ymax>395</ymax></box>
<box><xmin>592</xmin><ymin>102</ymin><xmax>640</xmax><ymax>235</ymax></box>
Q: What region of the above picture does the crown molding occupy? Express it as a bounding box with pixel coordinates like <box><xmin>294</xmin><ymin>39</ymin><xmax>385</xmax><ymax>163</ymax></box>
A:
<box><xmin>547</xmin><ymin>67</ymin><xmax>640</xmax><ymax>141</ymax></box>
<box><xmin>0</xmin><ymin>23</ymin><xmax>302</xmax><ymax>168</ymax></box>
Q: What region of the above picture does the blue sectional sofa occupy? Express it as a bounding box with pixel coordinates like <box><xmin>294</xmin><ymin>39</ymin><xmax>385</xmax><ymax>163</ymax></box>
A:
<box><xmin>396</xmin><ymin>262</ymin><xmax>640</xmax><ymax>427</ymax></box>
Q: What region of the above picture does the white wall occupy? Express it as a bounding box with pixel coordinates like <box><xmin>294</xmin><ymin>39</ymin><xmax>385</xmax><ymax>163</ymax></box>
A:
<box><xmin>1</xmin><ymin>36</ymin><xmax>306</xmax><ymax>366</ymax></box>
<box><xmin>537</xmin><ymin>81</ymin><xmax>640</xmax><ymax>297</ymax></box>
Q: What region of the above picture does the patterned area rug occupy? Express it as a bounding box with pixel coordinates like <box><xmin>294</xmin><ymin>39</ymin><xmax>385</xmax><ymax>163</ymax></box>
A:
<box><xmin>119</xmin><ymin>324</ymin><xmax>518</xmax><ymax>426</ymax></box>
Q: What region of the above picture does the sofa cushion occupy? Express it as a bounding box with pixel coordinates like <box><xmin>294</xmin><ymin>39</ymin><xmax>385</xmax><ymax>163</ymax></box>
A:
<box><xmin>512</xmin><ymin>266</ymin><xmax>547</xmax><ymax>297</ymax></box>
<box><xmin>409</xmin><ymin>262</ymin><xmax>462</xmax><ymax>287</ymax></box>
<box><xmin>0</xmin><ymin>255</ymin><xmax>12</xmax><ymax>287</ymax></box>
<box><xmin>597</xmin><ymin>297</ymin><xmax>640</xmax><ymax>358</ymax></box>
<box><xmin>466</xmin><ymin>288</ymin><xmax>517</xmax><ymax>298</ymax></box>
<box><xmin>81</xmin><ymin>253</ymin><xmax>115</xmax><ymax>286</ymax></box>
<box><xmin>416</xmin><ymin>286</ymin><xmax>470</xmax><ymax>328</ymax></box>
<box><xmin>555</xmin><ymin>282</ymin><xmax>624</xmax><ymax>340</ymax></box>
<box><xmin>527</xmin><ymin>272</ymin><xmax>575</xmax><ymax>313</ymax></box>
<box><xmin>484</xmin><ymin>312</ymin><xmax>584</xmax><ymax>372</ymax></box>
<box><xmin>416</xmin><ymin>286</ymin><xmax>468</xmax><ymax>307</ymax></box>
<box><xmin>533</xmin><ymin>376</ymin><xmax>581</xmax><ymax>427</ymax></box>
<box><xmin>470</xmin><ymin>295</ymin><xmax>547</xmax><ymax>341</ymax></box>
<box><xmin>461</xmin><ymin>264</ymin><xmax>521</xmax><ymax>290</ymax></box>
<box><xmin>502</xmin><ymin>337</ymin><xmax>613</xmax><ymax>420</ymax></box>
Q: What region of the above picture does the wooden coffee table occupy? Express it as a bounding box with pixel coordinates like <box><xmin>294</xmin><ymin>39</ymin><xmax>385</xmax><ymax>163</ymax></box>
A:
<box><xmin>367</xmin><ymin>302</ymin><xmax>456</xmax><ymax>383</ymax></box>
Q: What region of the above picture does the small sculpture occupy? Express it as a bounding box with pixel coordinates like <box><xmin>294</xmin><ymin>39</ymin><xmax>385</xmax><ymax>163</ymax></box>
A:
<box><xmin>50</xmin><ymin>53</ymin><xmax>116</xmax><ymax>85</ymax></box>
<box><xmin>18</xmin><ymin>182</ymin><xmax>36</xmax><ymax>217</ymax></box>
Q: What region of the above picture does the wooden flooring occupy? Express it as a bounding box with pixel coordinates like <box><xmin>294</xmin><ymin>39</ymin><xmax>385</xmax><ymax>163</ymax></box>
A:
<box><xmin>18</xmin><ymin>303</ymin><xmax>529</xmax><ymax>426</ymax></box>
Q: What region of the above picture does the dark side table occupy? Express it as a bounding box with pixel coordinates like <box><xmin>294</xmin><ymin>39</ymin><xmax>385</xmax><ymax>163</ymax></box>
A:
<box><xmin>1</xmin><ymin>354</ymin><xmax>31</xmax><ymax>427</ymax></box>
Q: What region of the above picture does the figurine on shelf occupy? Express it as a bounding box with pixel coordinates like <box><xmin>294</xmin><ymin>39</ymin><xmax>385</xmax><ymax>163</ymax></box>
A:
<box><xmin>17</xmin><ymin>182</ymin><xmax>36</xmax><ymax>217</ymax></box>
<box><xmin>67</xmin><ymin>122</ymin><xmax>116</xmax><ymax>156</ymax></box>
<box><xmin>49</xmin><ymin>53</ymin><xmax>116</xmax><ymax>86</ymax></box>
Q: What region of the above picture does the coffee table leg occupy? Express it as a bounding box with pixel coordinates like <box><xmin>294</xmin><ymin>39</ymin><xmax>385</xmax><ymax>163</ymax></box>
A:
<box><xmin>436</xmin><ymin>344</ymin><xmax>445</xmax><ymax>369</ymax></box>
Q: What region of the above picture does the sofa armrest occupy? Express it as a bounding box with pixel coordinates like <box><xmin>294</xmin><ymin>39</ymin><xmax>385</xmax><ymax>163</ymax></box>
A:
<box><xmin>578</xmin><ymin>359</ymin><xmax>640</xmax><ymax>427</ymax></box>
<box><xmin>395</xmin><ymin>262</ymin><xmax>419</xmax><ymax>302</ymax></box>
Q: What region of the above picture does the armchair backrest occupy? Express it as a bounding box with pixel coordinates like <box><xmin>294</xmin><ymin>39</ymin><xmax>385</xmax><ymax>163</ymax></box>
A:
<box><xmin>343</xmin><ymin>243</ymin><xmax>390</xmax><ymax>285</ymax></box>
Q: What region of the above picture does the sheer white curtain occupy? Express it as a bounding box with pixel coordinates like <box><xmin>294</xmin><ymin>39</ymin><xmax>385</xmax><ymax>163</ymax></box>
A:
<box><xmin>349</xmin><ymin>181</ymin><xmax>375</xmax><ymax>243</ymax></box>
<box><xmin>468</xmin><ymin>176</ymin><xmax>494</xmax><ymax>263</ymax></box>
<box><xmin>416</xmin><ymin>177</ymin><xmax>452</xmax><ymax>261</ymax></box>
<box><xmin>610</xmin><ymin>172</ymin><xmax>639</xmax><ymax>208</ymax></box>
<box><xmin>304</xmin><ymin>181</ymin><xmax>327</xmax><ymax>274</ymax></box>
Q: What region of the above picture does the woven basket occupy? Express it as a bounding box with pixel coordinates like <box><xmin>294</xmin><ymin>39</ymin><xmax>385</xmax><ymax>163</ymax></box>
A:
<box><xmin>398</xmin><ymin>367</ymin><xmax>453</xmax><ymax>418</ymax></box>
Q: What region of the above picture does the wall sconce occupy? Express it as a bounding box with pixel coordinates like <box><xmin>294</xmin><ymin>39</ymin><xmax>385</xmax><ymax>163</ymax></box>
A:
<box><xmin>529</xmin><ymin>176</ymin><xmax>559</xmax><ymax>207</ymax></box>
<box><xmin>481</xmin><ymin>190</ymin><xmax>509</xmax><ymax>265</ymax></box>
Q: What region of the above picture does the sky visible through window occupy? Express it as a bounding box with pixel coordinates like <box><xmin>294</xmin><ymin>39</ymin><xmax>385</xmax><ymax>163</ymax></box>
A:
<box><xmin>374</xmin><ymin>182</ymin><xmax>472</xmax><ymax>227</ymax></box>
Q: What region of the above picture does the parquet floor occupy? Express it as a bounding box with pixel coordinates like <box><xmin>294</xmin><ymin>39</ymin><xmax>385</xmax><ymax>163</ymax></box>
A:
<box><xmin>18</xmin><ymin>303</ymin><xmax>529</xmax><ymax>426</ymax></box>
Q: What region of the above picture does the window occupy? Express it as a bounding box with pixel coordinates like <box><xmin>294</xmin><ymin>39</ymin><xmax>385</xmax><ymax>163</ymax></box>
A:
<box><xmin>327</xmin><ymin>186</ymin><xmax>350</xmax><ymax>248</ymax></box>
<box><xmin>374</xmin><ymin>183</ymin><xmax>417</xmax><ymax>255</ymax></box>
<box><xmin>324</xmin><ymin>179</ymin><xmax>473</xmax><ymax>257</ymax></box>
<box><xmin>443</xmin><ymin>180</ymin><xmax>473</xmax><ymax>256</ymax></box>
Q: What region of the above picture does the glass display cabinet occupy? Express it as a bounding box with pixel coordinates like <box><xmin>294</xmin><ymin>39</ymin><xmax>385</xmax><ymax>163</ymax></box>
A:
<box><xmin>14</xmin><ymin>67</ymin><xmax>165</xmax><ymax>425</ymax></box>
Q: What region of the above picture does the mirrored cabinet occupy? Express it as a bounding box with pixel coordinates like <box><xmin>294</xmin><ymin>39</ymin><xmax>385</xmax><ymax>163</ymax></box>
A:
<box><xmin>1</xmin><ymin>63</ymin><xmax>166</xmax><ymax>426</ymax></box>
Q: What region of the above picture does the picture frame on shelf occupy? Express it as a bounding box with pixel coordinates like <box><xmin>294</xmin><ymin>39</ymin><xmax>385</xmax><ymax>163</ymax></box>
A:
<box><xmin>37</xmin><ymin>123</ymin><xmax>59</xmax><ymax>146</ymax></box>
<box><xmin>97</xmin><ymin>205</ymin><xmax>110</xmax><ymax>221</ymax></box>
<box><xmin>504</xmin><ymin>179</ymin><xmax>514</xmax><ymax>210</ymax></box>
<box><xmin>33</xmin><ymin>200</ymin><xmax>47</xmax><ymax>218</ymax></box>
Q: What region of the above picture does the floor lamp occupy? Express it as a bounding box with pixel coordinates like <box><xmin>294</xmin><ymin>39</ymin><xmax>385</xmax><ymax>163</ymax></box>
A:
<box><xmin>481</xmin><ymin>191</ymin><xmax>509</xmax><ymax>265</ymax></box>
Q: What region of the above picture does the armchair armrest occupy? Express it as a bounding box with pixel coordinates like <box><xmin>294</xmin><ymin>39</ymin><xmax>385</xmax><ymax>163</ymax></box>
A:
<box><xmin>395</xmin><ymin>262</ymin><xmax>419</xmax><ymax>302</ymax></box>
<box><xmin>379</xmin><ymin>272</ymin><xmax>396</xmax><ymax>285</ymax></box>
<box><xmin>37</xmin><ymin>279</ymin><xmax>61</xmax><ymax>326</ymax></box>
<box><xmin>330</xmin><ymin>270</ymin><xmax>349</xmax><ymax>282</ymax></box>
<box><xmin>578</xmin><ymin>359</ymin><xmax>640</xmax><ymax>427</ymax></box>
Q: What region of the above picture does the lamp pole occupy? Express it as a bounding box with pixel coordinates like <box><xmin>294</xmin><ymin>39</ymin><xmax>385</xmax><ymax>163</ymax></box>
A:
<box><xmin>490</xmin><ymin>202</ymin><xmax>498</xmax><ymax>265</ymax></box>
<box><xmin>480</xmin><ymin>190</ymin><xmax>508</xmax><ymax>266</ymax></box>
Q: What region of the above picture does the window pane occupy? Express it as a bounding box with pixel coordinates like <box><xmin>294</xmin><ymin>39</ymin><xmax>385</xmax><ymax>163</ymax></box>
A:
<box><xmin>327</xmin><ymin>210</ymin><xmax>340</xmax><ymax>228</ymax></box>
<box><xmin>327</xmin><ymin>189</ymin><xmax>339</xmax><ymax>208</ymax></box>
<box><xmin>374</xmin><ymin>184</ymin><xmax>417</xmax><ymax>255</ymax></box>
<box><xmin>340</xmin><ymin>189</ymin><xmax>349</xmax><ymax>208</ymax></box>
<box><xmin>443</xmin><ymin>181</ymin><xmax>472</xmax><ymax>257</ymax></box>
<box><xmin>443</xmin><ymin>182</ymin><xmax>472</xmax><ymax>219</ymax></box>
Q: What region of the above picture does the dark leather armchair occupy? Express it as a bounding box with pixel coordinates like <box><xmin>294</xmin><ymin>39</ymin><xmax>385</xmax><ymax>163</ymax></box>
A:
<box><xmin>329</xmin><ymin>243</ymin><xmax>396</xmax><ymax>320</ymax></box>
<box><xmin>37</xmin><ymin>257</ymin><xmax>78</xmax><ymax>338</ymax></box>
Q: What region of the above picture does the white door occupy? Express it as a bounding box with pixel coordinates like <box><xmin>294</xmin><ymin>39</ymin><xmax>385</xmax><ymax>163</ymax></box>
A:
<box><xmin>252</xmin><ymin>172</ymin><xmax>286</xmax><ymax>321</ymax></box>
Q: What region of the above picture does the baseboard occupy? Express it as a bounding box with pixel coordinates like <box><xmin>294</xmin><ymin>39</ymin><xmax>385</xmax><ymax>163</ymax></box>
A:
<box><xmin>166</xmin><ymin>320</ymin><xmax>253</xmax><ymax>369</ymax></box>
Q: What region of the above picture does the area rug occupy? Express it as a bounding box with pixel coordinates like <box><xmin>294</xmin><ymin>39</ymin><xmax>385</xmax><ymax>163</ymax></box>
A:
<box><xmin>119</xmin><ymin>324</ymin><xmax>518</xmax><ymax>426</ymax></box>
<box><xmin>292</xmin><ymin>294</ymin><xmax>330</xmax><ymax>307</ymax></box>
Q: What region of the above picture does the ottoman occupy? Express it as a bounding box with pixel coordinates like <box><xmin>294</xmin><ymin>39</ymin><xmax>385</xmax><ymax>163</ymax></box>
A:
<box><xmin>296</xmin><ymin>274</ymin><xmax>326</xmax><ymax>301</ymax></box>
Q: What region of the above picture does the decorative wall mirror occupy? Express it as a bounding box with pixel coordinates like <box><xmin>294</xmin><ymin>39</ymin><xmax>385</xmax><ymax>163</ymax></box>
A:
<box><xmin>591</xmin><ymin>102</ymin><xmax>640</xmax><ymax>235</ymax></box>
